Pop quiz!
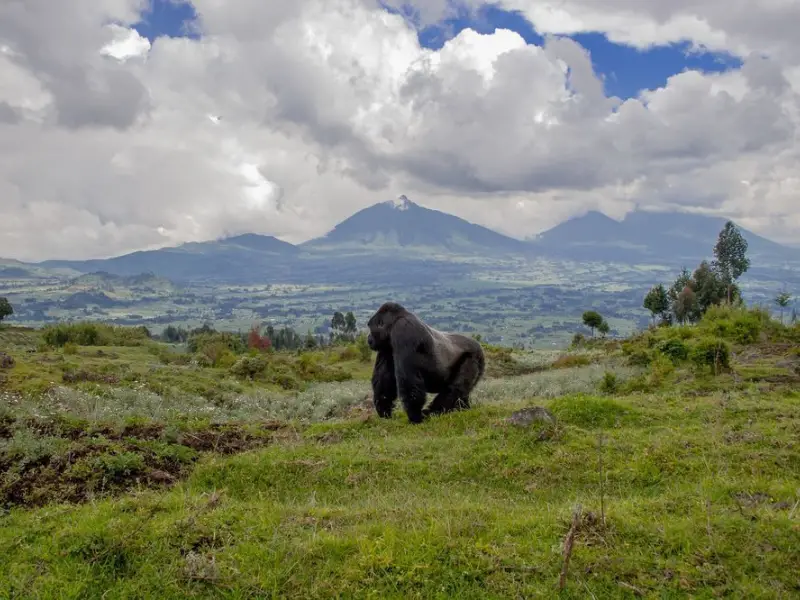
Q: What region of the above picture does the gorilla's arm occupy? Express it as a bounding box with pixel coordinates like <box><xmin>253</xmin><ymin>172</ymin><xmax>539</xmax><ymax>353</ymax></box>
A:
<box><xmin>371</xmin><ymin>349</ymin><xmax>397</xmax><ymax>419</ymax></box>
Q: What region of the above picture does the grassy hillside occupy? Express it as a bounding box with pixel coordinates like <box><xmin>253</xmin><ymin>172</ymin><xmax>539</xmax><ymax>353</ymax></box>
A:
<box><xmin>1</xmin><ymin>308</ymin><xmax>799</xmax><ymax>598</ymax></box>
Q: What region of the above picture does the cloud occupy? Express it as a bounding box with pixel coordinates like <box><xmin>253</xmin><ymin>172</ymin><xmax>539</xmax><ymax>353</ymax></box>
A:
<box><xmin>0</xmin><ymin>0</ymin><xmax>799</xmax><ymax>261</ymax></box>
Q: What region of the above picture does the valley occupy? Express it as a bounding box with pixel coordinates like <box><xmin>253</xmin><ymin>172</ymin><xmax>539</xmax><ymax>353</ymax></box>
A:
<box><xmin>2</xmin><ymin>197</ymin><xmax>799</xmax><ymax>347</ymax></box>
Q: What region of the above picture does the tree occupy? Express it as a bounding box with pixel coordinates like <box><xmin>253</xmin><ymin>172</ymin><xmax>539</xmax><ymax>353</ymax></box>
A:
<box><xmin>0</xmin><ymin>297</ymin><xmax>12</xmax><ymax>323</ymax></box>
<box><xmin>712</xmin><ymin>221</ymin><xmax>750</xmax><ymax>304</ymax></box>
<box><xmin>692</xmin><ymin>260</ymin><xmax>730</xmax><ymax>316</ymax></box>
<box><xmin>643</xmin><ymin>284</ymin><xmax>669</xmax><ymax>326</ymax></box>
<box><xmin>598</xmin><ymin>320</ymin><xmax>610</xmax><ymax>337</ymax></box>
<box><xmin>582</xmin><ymin>310</ymin><xmax>603</xmax><ymax>337</ymax></box>
<box><xmin>674</xmin><ymin>286</ymin><xmax>697</xmax><ymax>325</ymax></box>
<box><xmin>247</xmin><ymin>324</ymin><xmax>272</xmax><ymax>352</ymax></box>
<box><xmin>344</xmin><ymin>311</ymin><xmax>357</xmax><ymax>341</ymax></box>
<box><xmin>330</xmin><ymin>311</ymin><xmax>346</xmax><ymax>342</ymax></box>
<box><xmin>774</xmin><ymin>291</ymin><xmax>792</xmax><ymax>324</ymax></box>
<box><xmin>0</xmin><ymin>297</ymin><xmax>12</xmax><ymax>322</ymax></box>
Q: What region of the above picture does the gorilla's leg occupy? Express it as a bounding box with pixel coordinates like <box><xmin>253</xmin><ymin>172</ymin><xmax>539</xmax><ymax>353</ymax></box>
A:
<box><xmin>395</xmin><ymin>365</ymin><xmax>427</xmax><ymax>424</ymax></box>
<box><xmin>423</xmin><ymin>352</ymin><xmax>482</xmax><ymax>417</ymax></box>
<box><xmin>371</xmin><ymin>350</ymin><xmax>397</xmax><ymax>419</ymax></box>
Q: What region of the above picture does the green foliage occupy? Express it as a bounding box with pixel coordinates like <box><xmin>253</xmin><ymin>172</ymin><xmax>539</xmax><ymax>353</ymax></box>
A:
<box><xmin>643</xmin><ymin>284</ymin><xmax>669</xmax><ymax>324</ymax></box>
<box><xmin>42</xmin><ymin>323</ymin><xmax>151</xmax><ymax>347</ymax></box>
<box><xmin>655</xmin><ymin>338</ymin><xmax>688</xmax><ymax>363</ymax></box>
<box><xmin>598</xmin><ymin>371</ymin><xmax>618</xmax><ymax>394</ymax></box>
<box><xmin>688</xmin><ymin>337</ymin><xmax>731</xmax><ymax>374</ymax></box>
<box><xmin>0</xmin><ymin>297</ymin><xmax>13</xmax><ymax>322</ymax></box>
<box><xmin>581</xmin><ymin>310</ymin><xmax>603</xmax><ymax>336</ymax></box>
<box><xmin>774</xmin><ymin>291</ymin><xmax>792</xmax><ymax>324</ymax></box>
<box><xmin>713</xmin><ymin>220</ymin><xmax>751</xmax><ymax>303</ymax></box>
<box><xmin>597</xmin><ymin>320</ymin><xmax>610</xmax><ymax>337</ymax></box>
<box><xmin>187</xmin><ymin>330</ymin><xmax>245</xmax><ymax>355</ymax></box>
<box><xmin>229</xmin><ymin>354</ymin><xmax>269</xmax><ymax>380</ymax></box>
<box><xmin>355</xmin><ymin>333</ymin><xmax>372</xmax><ymax>362</ymax></box>
<box><xmin>700</xmin><ymin>304</ymin><xmax>765</xmax><ymax>345</ymax></box>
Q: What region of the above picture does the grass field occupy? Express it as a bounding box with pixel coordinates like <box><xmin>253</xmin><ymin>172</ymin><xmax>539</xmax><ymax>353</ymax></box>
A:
<box><xmin>1</xmin><ymin>308</ymin><xmax>799</xmax><ymax>598</ymax></box>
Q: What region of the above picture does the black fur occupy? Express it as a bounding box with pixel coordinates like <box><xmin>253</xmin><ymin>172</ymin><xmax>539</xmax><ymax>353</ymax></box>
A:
<box><xmin>367</xmin><ymin>302</ymin><xmax>485</xmax><ymax>424</ymax></box>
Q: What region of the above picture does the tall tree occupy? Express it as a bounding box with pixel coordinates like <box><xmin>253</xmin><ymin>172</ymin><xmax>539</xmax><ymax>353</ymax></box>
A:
<box><xmin>712</xmin><ymin>221</ymin><xmax>750</xmax><ymax>304</ymax></box>
<box><xmin>344</xmin><ymin>311</ymin><xmax>357</xmax><ymax>340</ymax></box>
<box><xmin>643</xmin><ymin>284</ymin><xmax>669</xmax><ymax>326</ymax></box>
<box><xmin>330</xmin><ymin>311</ymin><xmax>346</xmax><ymax>341</ymax></box>
<box><xmin>674</xmin><ymin>286</ymin><xmax>697</xmax><ymax>325</ymax></box>
<box><xmin>693</xmin><ymin>260</ymin><xmax>730</xmax><ymax>315</ymax></box>
<box><xmin>582</xmin><ymin>310</ymin><xmax>603</xmax><ymax>337</ymax></box>
<box><xmin>774</xmin><ymin>291</ymin><xmax>792</xmax><ymax>325</ymax></box>
<box><xmin>597</xmin><ymin>320</ymin><xmax>610</xmax><ymax>338</ymax></box>
<box><xmin>0</xmin><ymin>297</ymin><xmax>13</xmax><ymax>322</ymax></box>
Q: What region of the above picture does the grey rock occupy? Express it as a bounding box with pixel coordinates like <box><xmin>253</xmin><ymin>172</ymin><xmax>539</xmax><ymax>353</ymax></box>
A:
<box><xmin>507</xmin><ymin>407</ymin><xmax>558</xmax><ymax>440</ymax></box>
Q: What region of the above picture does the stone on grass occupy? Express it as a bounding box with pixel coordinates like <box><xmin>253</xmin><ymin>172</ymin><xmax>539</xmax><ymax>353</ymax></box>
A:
<box><xmin>507</xmin><ymin>406</ymin><xmax>558</xmax><ymax>441</ymax></box>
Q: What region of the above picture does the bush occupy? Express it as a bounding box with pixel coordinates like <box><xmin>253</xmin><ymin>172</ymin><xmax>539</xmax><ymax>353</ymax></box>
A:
<box><xmin>699</xmin><ymin>305</ymin><xmax>764</xmax><ymax>345</ymax></box>
<box><xmin>648</xmin><ymin>354</ymin><xmax>675</xmax><ymax>386</ymax></box>
<box><xmin>656</xmin><ymin>338</ymin><xmax>688</xmax><ymax>363</ymax></box>
<box><xmin>599</xmin><ymin>371</ymin><xmax>618</xmax><ymax>394</ymax></box>
<box><xmin>41</xmin><ymin>323</ymin><xmax>151</xmax><ymax>347</ymax></box>
<box><xmin>63</xmin><ymin>342</ymin><xmax>79</xmax><ymax>355</ymax></box>
<box><xmin>689</xmin><ymin>337</ymin><xmax>731</xmax><ymax>375</ymax></box>
<box><xmin>355</xmin><ymin>333</ymin><xmax>372</xmax><ymax>362</ymax></box>
<box><xmin>230</xmin><ymin>355</ymin><xmax>269</xmax><ymax>380</ymax></box>
<box><xmin>187</xmin><ymin>331</ymin><xmax>246</xmax><ymax>355</ymax></box>
<box><xmin>552</xmin><ymin>354</ymin><xmax>592</xmax><ymax>369</ymax></box>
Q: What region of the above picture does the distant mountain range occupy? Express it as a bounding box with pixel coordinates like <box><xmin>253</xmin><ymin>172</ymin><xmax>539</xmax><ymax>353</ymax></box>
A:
<box><xmin>4</xmin><ymin>196</ymin><xmax>797</xmax><ymax>284</ymax></box>
<box><xmin>527</xmin><ymin>210</ymin><xmax>798</xmax><ymax>264</ymax></box>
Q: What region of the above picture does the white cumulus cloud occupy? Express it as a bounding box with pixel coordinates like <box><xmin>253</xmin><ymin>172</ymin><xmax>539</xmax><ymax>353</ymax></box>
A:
<box><xmin>0</xmin><ymin>0</ymin><xmax>799</xmax><ymax>261</ymax></box>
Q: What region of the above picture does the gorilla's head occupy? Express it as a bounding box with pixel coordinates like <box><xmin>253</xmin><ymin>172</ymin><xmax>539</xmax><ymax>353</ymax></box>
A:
<box><xmin>367</xmin><ymin>302</ymin><xmax>406</xmax><ymax>350</ymax></box>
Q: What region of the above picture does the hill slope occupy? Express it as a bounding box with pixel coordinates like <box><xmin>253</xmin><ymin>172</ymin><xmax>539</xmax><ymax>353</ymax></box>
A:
<box><xmin>303</xmin><ymin>195</ymin><xmax>529</xmax><ymax>255</ymax></box>
<box><xmin>1</xmin><ymin>314</ymin><xmax>798</xmax><ymax>598</ymax></box>
<box><xmin>529</xmin><ymin>209</ymin><xmax>799</xmax><ymax>264</ymax></box>
<box><xmin>38</xmin><ymin>235</ymin><xmax>301</xmax><ymax>282</ymax></box>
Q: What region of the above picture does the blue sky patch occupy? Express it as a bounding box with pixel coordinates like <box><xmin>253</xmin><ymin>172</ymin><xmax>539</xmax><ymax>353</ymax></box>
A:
<box><xmin>136</xmin><ymin>0</ymin><xmax>743</xmax><ymax>99</ymax></box>
<box><xmin>396</xmin><ymin>2</ymin><xmax>743</xmax><ymax>99</ymax></box>
<box><xmin>133</xmin><ymin>0</ymin><xmax>199</xmax><ymax>41</ymax></box>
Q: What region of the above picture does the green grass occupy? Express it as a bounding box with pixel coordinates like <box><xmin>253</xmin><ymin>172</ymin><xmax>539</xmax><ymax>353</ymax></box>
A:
<box><xmin>1</xmin><ymin>310</ymin><xmax>799</xmax><ymax>598</ymax></box>
<box><xmin>2</xmin><ymin>390</ymin><xmax>798</xmax><ymax>598</ymax></box>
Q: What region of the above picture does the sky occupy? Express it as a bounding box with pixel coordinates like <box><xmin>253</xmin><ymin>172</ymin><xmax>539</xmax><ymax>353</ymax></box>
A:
<box><xmin>1</xmin><ymin>0</ymin><xmax>799</xmax><ymax>262</ymax></box>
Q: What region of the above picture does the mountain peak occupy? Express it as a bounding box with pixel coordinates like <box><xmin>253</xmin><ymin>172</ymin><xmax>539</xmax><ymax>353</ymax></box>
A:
<box><xmin>385</xmin><ymin>195</ymin><xmax>413</xmax><ymax>211</ymax></box>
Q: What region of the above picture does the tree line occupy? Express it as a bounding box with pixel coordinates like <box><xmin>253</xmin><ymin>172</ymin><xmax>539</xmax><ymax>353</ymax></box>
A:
<box><xmin>642</xmin><ymin>221</ymin><xmax>794</xmax><ymax>326</ymax></box>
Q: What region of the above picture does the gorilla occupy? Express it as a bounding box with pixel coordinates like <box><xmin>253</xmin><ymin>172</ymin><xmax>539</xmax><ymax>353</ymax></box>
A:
<box><xmin>367</xmin><ymin>302</ymin><xmax>485</xmax><ymax>424</ymax></box>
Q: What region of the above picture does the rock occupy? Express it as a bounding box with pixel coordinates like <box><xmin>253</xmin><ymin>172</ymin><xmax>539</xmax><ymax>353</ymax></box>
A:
<box><xmin>0</xmin><ymin>352</ymin><xmax>14</xmax><ymax>369</ymax></box>
<box><xmin>507</xmin><ymin>407</ymin><xmax>558</xmax><ymax>441</ymax></box>
<box><xmin>148</xmin><ymin>469</ymin><xmax>176</xmax><ymax>483</ymax></box>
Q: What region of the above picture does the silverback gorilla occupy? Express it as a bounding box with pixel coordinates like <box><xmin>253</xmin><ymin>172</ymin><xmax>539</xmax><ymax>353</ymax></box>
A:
<box><xmin>367</xmin><ymin>302</ymin><xmax>485</xmax><ymax>424</ymax></box>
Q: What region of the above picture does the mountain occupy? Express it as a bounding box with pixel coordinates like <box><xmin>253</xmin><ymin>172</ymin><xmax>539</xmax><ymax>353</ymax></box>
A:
<box><xmin>38</xmin><ymin>234</ymin><xmax>301</xmax><ymax>282</ymax></box>
<box><xmin>528</xmin><ymin>209</ymin><xmax>799</xmax><ymax>265</ymax></box>
<box><xmin>302</xmin><ymin>195</ymin><xmax>529</xmax><ymax>255</ymax></box>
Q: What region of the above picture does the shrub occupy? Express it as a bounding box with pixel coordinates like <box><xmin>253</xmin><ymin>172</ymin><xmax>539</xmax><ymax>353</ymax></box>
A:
<box><xmin>355</xmin><ymin>333</ymin><xmax>372</xmax><ymax>362</ymax></box>
<box><xmin>689</xmin><ymin>337</ymin><xmax>731</xmax><ymax>375</ymax></box>
<box><xmin>599</xmin><ymin>371</ymin><xmax>618</xmax><ymax>394</ymax></box>
<box><xmin>656</xmin><ymin>338</ymin><xmax>689</xmax><ymax>363</ymax></box>
<box><xmin>700</xmin><ymin>305</ymin><xmax>764</xmax><ymax>345</ymax></box>
<box><xmin>41</xmin><ymin>323</ymin><xmax>151</xmax><ymax>347</ymax></box>
<box><xmin>552</xmin><ymin>354</ymin><xmax>592</xmax><ymax>369</ymax></box>
<box><xmin>187</xmin><ymin>331</ymin><xmax>246</xmax><ymax>355</ymax></box>
<box><xmin>230</xmin><ymin>355</ymin><xmax>269</xmax><ymax>380</ymax></box>
<box><xmin>63</xmin><ymin>342</ymin><xmax>79</xmax><ymax>355</ymax></box>
<box><xmin>648</xmin><ymin>354</ymin><xmax>675</xmax><ymax>386</ymax></box>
